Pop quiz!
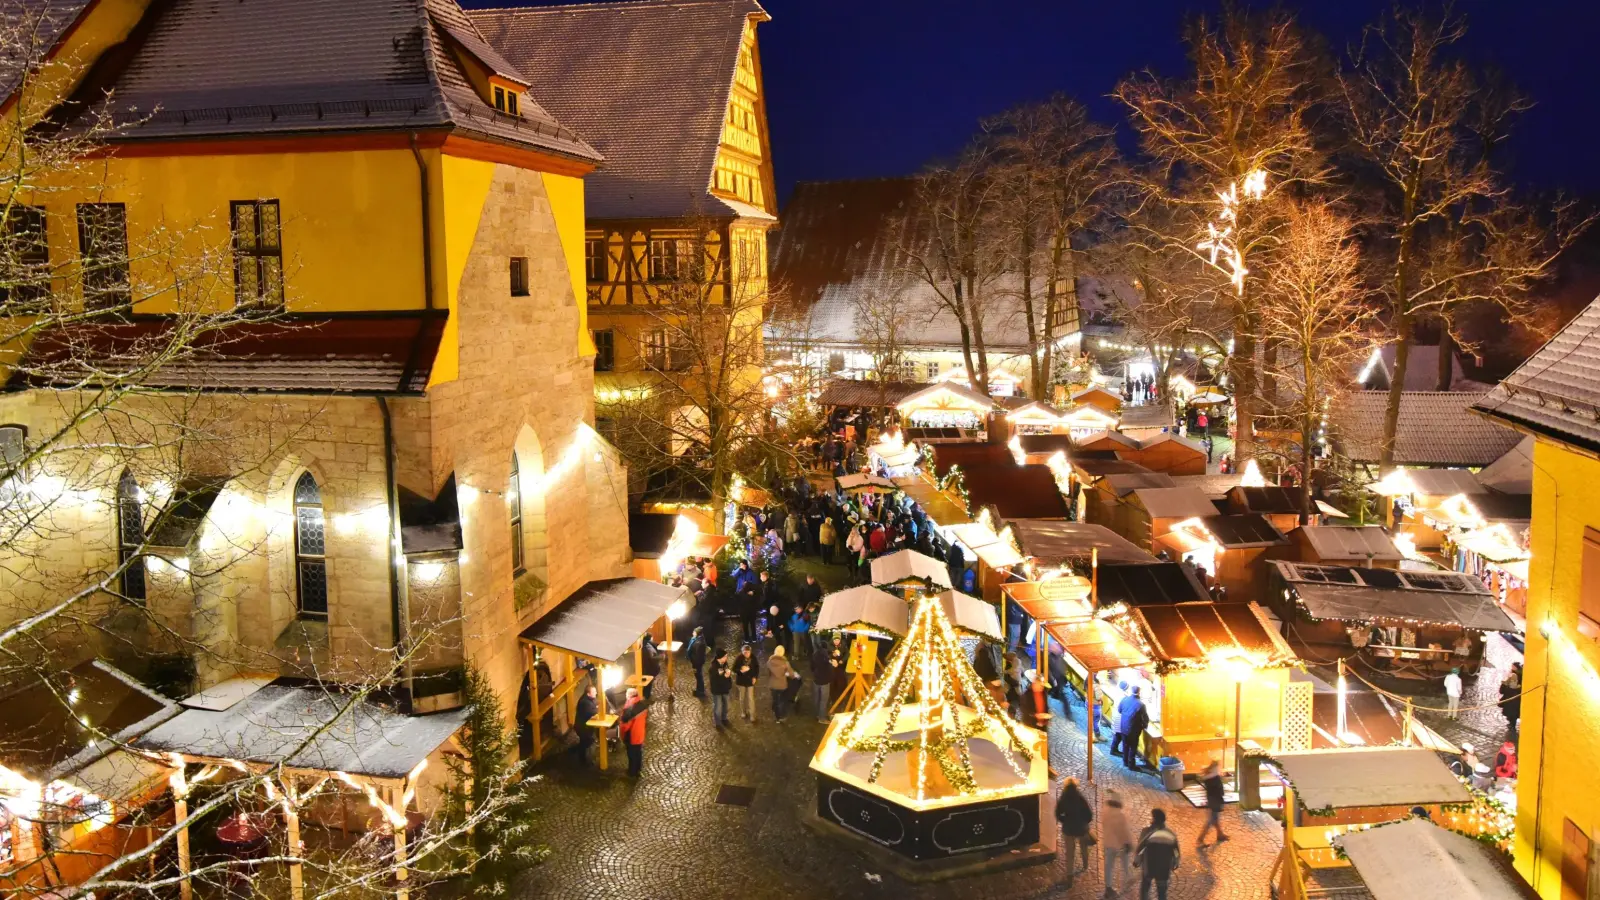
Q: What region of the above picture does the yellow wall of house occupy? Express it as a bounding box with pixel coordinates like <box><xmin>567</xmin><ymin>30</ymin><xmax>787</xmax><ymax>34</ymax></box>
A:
<box><xmin>1514</xmin><ymin>437</ymin><xmax>1600</xmax><ymax>897</ymax></box>
<box><xmin>432</xmin><ymin>154</ymin><xmax>497</xmax><ymax>386</ymax></box>
<box><xmin>50</xmin><ymin>149</ymin><xmax>429</xmax><ymax>315</ymax></box>
<box><xmin>541</xmin><ymin>171</ymin><xmax>594</xmax><ymax>357</ymax></box>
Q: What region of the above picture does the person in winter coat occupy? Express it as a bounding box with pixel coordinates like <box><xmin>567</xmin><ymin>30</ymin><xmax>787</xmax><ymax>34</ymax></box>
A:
<box><xmin>1102</xmin><ymin>789</ymin><xmax>1134</xmax><ymax>896</ymax></box>
<box><xmin>867</xmin><ymin>523</ymin><xmax>888</xmax><ymax>555</ymax></box>
<box><xmin>819</xmin><ymin>517</ymin><xmax>838</xmax><ymax>565</ymax></box>
<box><xmin>811</xmin><ymin>637</ymin><xmax>839</xmax><ymax>723</ymax></box>
<box><xmin>784</xmin><ymin>512</ymin><xmax>802</xmax><ymax>554</ymax></box>
<box><xmin>686</xmin><ymin>627</ymin><xmax>709</xmax><ymax>698</ymax></box>
<box><xmin>766</xmin><ymin>645</ymin><xmax>796</xmax><ymax>723</ymax></box>
<box><xmin>1118</xmin><ymin>687</ymin><xmax>1147</xmax><ymax>769</ymax></box>
<box><xmin>640</xmin><ymin>635</ymin><xmax>661</xmax><ymax>699</ymax></box>
<box><xmin>1197</xmin><ymin>760</ymin><xmax>1229</xmax><ymax>845</ymax></box>
<box><xmin>572</xmin><ymin>685</ymin><xmax>598</xmax><ymax>767</ymax></box>
<box><xmin>789</xmin><ymin>605</ymin><xmax>812</xmax><ymax>662</ymax></box>
<box><xmin>734</xmin><ymin>644</ymin><xmax>760</xmax><ymax>722</ymax></box>
<box><xmin>618</xmin><ymin>688</ymin><xmax>647</xmax><ymax>777</ymax></box>
<box><xmin>1136</xmin><ymin>808</ymin><xmax>1181</xmax><ymax>900</ymax></box>
<box><xmin>1494</xmin><ymin>740</ymin><xmax>1518</xmax><ymax>787</ymax></box>
<box><xmin>708</xmin><ymin>648</ymin><xmax>734</xmax><ymax>728</ymax></box>
<box><xmin>1500</xmin><ymin>664</ymin><xmax>1523</xmax><ymax>733</ymax></box>
<box><xmin>1055</xmin><ymin>777</ymin><xmax>1094</xmax><ymax>885</ymax></box>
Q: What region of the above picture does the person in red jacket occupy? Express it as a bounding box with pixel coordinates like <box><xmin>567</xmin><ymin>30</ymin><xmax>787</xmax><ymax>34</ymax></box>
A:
<box><xmin>619</xmin><ymin>687</ymin><xmax>647</xmax><ymax>777</ymax></box>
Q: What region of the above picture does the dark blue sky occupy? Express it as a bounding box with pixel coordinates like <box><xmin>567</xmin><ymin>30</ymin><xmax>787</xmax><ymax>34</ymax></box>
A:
<box><xmin>470</xmin><ymin>0</ymin><xmax>1600</xmax><ymax>205</ymax></box>
<box><xmin>755</xmin><ymin>0</ymin><xmax>1600</xmax><ymax>204</ymax></box>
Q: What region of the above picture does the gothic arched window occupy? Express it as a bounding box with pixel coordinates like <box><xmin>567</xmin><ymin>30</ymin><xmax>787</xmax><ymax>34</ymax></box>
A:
<box><xmin>293</xmin><ymin>472</ymin><xmax>327</xmax><ymax>618</ymax></box>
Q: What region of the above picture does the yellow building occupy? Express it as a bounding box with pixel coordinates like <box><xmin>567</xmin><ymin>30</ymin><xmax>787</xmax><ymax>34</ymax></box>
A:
<box><xmin>0</xmin><ymin>0</ymin><xmax>632</xmax><ymax>731</ymax></box>
<box><xmin>1475</xmin><ymin>294</ymin><xmax>1600</xmax><ymax>899</ymax></box>
<box><xmin>472</xmin><ymin>0</ymin><xmax>777</xmax><ymax>412</ymax></box>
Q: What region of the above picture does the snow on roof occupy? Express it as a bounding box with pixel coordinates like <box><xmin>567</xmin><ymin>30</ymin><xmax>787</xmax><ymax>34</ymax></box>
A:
<box><xmin>1337</xmin><ymin>817</ymin><xmax>1535</xmax><ymax>900</ymax></box>
<box><xmin>1474</xmin><ymin>435</ymin><xmax>1534</xmax><ymax>495</ymax></box>
<box><xmin>1295</xmin><ymin>526</ymin><xmax>1403</xmax><ymax>561</ymax></box>
<box><xmin>1274</xmin><ymin>747</ymin><xmax>1472</xmax><ymax>811</ymax></box>
<box><xmin>870</xmin><ymin>549</ymin><xmax>953</xmax><ymax>588</ymax></box>
<box><xmin>1134</xmin><ymin>487</ymin><xmax>1220</xmax><ymax>519</ymax></box>
<box><xmin>815</xmin><ymin>585</ymin><xmax>907</xmax><ymax>635</ymax></box>
<box><xmin>135</xmin><ymin>683</ymin><xmax>469</xmax><ymax>779</ymax></box>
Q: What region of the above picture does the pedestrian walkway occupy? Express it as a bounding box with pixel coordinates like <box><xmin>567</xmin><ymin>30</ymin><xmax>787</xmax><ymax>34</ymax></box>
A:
<box><xmin>512</xmin><ymin>611</ymin><xmax>1284</xmax><ymax>899</ymax></box>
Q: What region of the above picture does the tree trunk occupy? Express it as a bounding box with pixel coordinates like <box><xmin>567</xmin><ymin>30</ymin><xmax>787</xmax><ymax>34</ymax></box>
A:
<box><xmin>1020</xmin><ymin>228</ymin><xmax>1042</xmax><ymax>400</ymax></box>
<box><xmin>1379</xmin><ymin>313</ymin><xmax>1413</xmax><ymax>469</ymax></box>
<box><xmin>953</xmin><ymin>291</ymin><xmax>978</xmax><ymax>391</ymax></box>
<box><xmin>968</xmin><ymin>275</ymin><xmax>991</xmax><ymax>393</ymax></box>
<box><xmin>1436</xmin><ymin>326</ymin><xmax>1454</xmax><ymax>391</ymax></box>
<box><xmin>1232</xmin><ymin>321</ymin><xmax>1258</xmax><ymax>461</ymax></box>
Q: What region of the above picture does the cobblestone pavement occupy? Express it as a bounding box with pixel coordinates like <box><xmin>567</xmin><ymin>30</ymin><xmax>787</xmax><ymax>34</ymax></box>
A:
<box><xmin>1357</xmin><ymin>632</ymin><xmax>1524</xmax><ymax>754</ymax></box>
<box><xmin>512</xmin><ymin>576</ymin><xmax>1285</xmax><ymax>899</ymax></box>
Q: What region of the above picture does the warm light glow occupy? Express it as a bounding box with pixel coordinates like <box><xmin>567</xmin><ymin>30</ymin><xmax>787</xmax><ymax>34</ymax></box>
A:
<box><xmin>1239</xmin><ymin>459</ymin><xmax>1266</xmax><ymax>487</ymax></box>
<box><xmin>667</xmin><ymin>599</ymin><xmax>688</xmax><ymax>621</ymax></box>
<box><xmin>1368</xmin><ymin>469</ymin><xmax>1417</xmax><ymax>497</ymax></box>
<box><xmin>411</xmin><ymin>560</ymin><xmax>445</xmax><ymax>582</ymax></box>
<box><xmin>1392</xmin><ymin>533</ymin><xmax>1427</xmax><ymax>562</ymax></box>
<box><xmin>657</xmin><ymin>514</ymin><xmax>701</xmax><ymax>574</ymax></box>
<box><xmin>602</xmin><ymin>665</ymin><xmax>624</xmax><ymax>690</ymax></box>
<box><xmin>1007</xmin><ymin>434</ymin><xmax>1025</xmax><ymax>465</ymax></box>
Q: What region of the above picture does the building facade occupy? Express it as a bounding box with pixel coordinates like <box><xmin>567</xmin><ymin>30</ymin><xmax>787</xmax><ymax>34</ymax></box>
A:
<box><xmin>1475</xmin><ymin>294</ymin><xmax>1600</xmax><ymax>899</ymax></box>
<box><xmin>0</xmin><ymin>0</ymin><xmax>631</xmax><ymax>723</ymax></box>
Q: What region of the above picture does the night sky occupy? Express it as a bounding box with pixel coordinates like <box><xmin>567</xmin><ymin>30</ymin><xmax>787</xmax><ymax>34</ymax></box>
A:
<box><xmin>467</xmin><ymin>0</ymin><xmax>1600</xmax><ymax>208</ymax></box>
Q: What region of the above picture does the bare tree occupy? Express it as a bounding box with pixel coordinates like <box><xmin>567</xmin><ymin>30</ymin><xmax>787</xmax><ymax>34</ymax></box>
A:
<box><xmin>981</xmin><ymin>95</ymin><xmax>1120</xmax><ymax>399</ymax></box>
<box><xmin>1339</xmin><ymin>6</ymin><xmax>1592</xmax><ymax>467</ymax></box>
<box><xmin>1257</xmin><ymin>201</ymin><xmax>1377</xmax><ymax>524</ymax></box>
<box><xmin>1115</xmin><ymin>6</ymin><xmax>1332</xmax><ymax>459</ymax></box>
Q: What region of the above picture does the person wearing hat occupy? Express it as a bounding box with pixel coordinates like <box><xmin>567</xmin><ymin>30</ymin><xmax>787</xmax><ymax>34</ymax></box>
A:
<box><xmin>1443</xmin><ymin>666</ymin><xmax>1463</xmax><ymax>719</ymax></box>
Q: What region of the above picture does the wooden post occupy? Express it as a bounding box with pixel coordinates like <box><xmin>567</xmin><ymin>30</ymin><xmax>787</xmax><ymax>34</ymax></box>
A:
<box><xmin>284</xmin><ymin>777</ymin><xmax>304</xmax><ymax>900</ymax></box>
<box><xmin>1035</xmin><ymin>624</ymin><xmax>1048</xmax><ymax>689</ymax></box>
<box><xmin>393</xmin><ymin>783</ymin><xmax>409</xmax><ymax>900</ymax></box>
<box><xmin>665</xmin><ymin>615</ymin><xmax>675</xmax><ymax>694</ymax></box>
<box><xmin>1403</xmin><ymin>697</ymin><xmax>1414</xmax><ymax>745</ymax></box>
<box><xmin>525</xmin><ymin>643</ymin><xmax>542</xmax><ymax>762</ymax></box>
<box><xmin>634</xmin><ymin>639</ymin><xmax>644</xmax><ymax>686</ymax></box>
<box><xmin>595</xmin><ymin>673</ymin><xmax>611</xmax><ymax>771</ymax></box>
<box><xmin>1091</xmin><ymin>547</ymin><xmax>1099</xmax><ymax>610</ymax></box>
<box><xmin>175</xmin><ymin>792</ymin><xmax>192</xmax><ymax>900</ymax></box>
<box><xmin>1086</xmin><ymin>665</ymin><xmax>1096</xmax><ymax>784</ymax></box>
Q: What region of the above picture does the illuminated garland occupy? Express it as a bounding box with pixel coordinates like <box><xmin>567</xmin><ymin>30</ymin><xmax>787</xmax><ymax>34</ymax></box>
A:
<box><xmin>935</xmin><ymin>465</ymin><xmax>970</xmax><ymax>516</ymax></box>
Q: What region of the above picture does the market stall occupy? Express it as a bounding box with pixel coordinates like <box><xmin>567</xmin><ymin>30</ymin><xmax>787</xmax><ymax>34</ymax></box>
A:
<box><xmin>1058</xmin><ymin>403</ymin><xmax>1120</xmax><ymax>439</ymax></box>
<box><xmin>1004</xmin><ymin>400</ymin><xmax>1067</xmax><ymax>435</ymax></box>
<box><xmin>1267</xmin><ymin>560</ymin><xmax>1516</xmax><ymax>678</ymax></box>
<box><xmin>894</xmin><ymin>382</ymin><xmax>996</xmax><ymax>434</ymax></box>
<box><xmin>1333</xmin><ymin>818</ymin><xmax>1537</xmax><ymax>900</ymax></box>
<box><xmin>628</xmin><ymin>512</ymin><xmax>729</xmax><ymax>583</ymax></box>
<box><xmin>866</xmin><ymin>432</ymin><xmax>922</xmax><ymax>476</ymax></box>
<box><xmin>1153</xmin><ymin>514</ymin><xmax>1289</xmax><ymax>603</ymax></box>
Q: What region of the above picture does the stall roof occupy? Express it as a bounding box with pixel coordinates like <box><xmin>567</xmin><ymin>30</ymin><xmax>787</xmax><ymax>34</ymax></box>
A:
<box><xmin>1044</xmin><ymin>618</ymin><xmax>1150</xmax><ymax>671</ymax></box>
<box><xmin>1199</xmin><ymin>514</ymin><xmax>1288</xmax><ymax>549</ymax></box>
<box><xmin>1017</xmin><ymin>434</ymin><xmax>1083</xmax><ymax>455</ymax></box>
<box><xmin>1132</xmin><ymin>601</ymin><xmax>1296</xmax><ymax>665</ymax></box>
<box><xmin>960</xmin><ymin>463</ymin><xmax>1071</xmax><ymax>519</ymax></box>
<box><xmin>931</xmin><ymin>589</ymin><xmax>1003</xmax><ymax>641</ymax></box>
<box><xmin>1294</xmin><ymin>526</ymin><xmax>1402</xmax><ymax>561</ymax></box>
<box><xmin>1134</xmin><ymin>487</ymin><xmax>1221</xmax><ymax>519</ymax></box>
<box><xmin>1270</xmin><ymin>561</ymin><xmax>1515</xmax><ymax>632</ymax></box>
<box><xmin>1002</xmin><ymin>579</ymin><xmax>1093</xmax><ymax>622</ymax></box>
<box><xmin>1071</xmin><ymin>458</ymin><xmax>1153</xmax><ymax>479</ymax></box>
<box><xmin>135</xmin><ymin>681</ymin><xmax>467</xmax><ymax>780</ymax></box>
<box><xmin>928</xmin><ymin>442</ymin><xmax>1014</xmax><ymax>477</ymax></box>
<box><xmin>815</xmin><ymin>585</ymin><xmax>907</xmax><ymax>635</ymax></box>
<box><xmin>1096</xmin><ymin>562</ymin><xmax>1210</xmax><ymax>606</ymax></box>
<box><xmin>1117</xmin><ymin>404</ymin><xmax>1175</xmax><ymax>430</ymax></box>
<box><xmin>818</xmin><ymin>378</ymin><xmax>922</xmax><ymax>408</ymax></box>
<box><xmin>1077</xmin><ymin>430</ymin><xmax>1142</xmax><ymax>450</ymax></box>
<box><xmin>518</xmin><ymin>577</ymin><xmax>687</xmax><ymax>663</ymax></box>
<box><xmin>945</xmin><ymin>521</ymin><xmax>1025</xmax><ymax>568</ymax></box>
<box><xmin>1403</xmin><ymin>468</ymin><xmax>1490</xmax><ymax>498</ymax></box>
<box><xmin>1336</xmin><ymin>818</ymin><xmax>1537</xmax><ymax>900</ymax></box>
<box><xmin>871</xmin><ymin>549</ymin><xmax>953</xmax><ymax>588</ymax></box>
<box><xmin>896</xmin><ymin>381</ymin><xmax>996</xmax><ymax>413</ymax></box>
<box><xmin>1007</xmin><ymin>519</ymin><xmax>1159</xmax><ymax>566</ymax></box>
<box><xmin>893</xmin><ymin>475</ymin><xmax>970</xmax><ymax>527</ymax></box>
<box><xmin>1227</xmin><ymin>485</ymin><xmax>1308</xmax><ymax>515</ymax></box>
<box><xmin>1273</xmin><ymin>747</ymin><xmax>1472</xmax><ymax>811</ymax></box>
<box><xmin>836</xmin><ymin>472</ymin><xmax>898</xmax><ymax>492</ymax></box>
<box><xmin>1103</xmin><ymin>472</ymin><xmax>1177</xmax><ymax>497</ymax></box>
<box><xmin>0</xmin><ymin>659</ymin><xmax>174</xmax><ymax>781</ymax></box>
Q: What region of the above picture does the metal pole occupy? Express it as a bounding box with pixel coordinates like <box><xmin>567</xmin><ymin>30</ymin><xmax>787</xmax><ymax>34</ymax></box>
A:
<box><xmin>1233</xmin><ymin>679</ymin><xmax>1243</xmax><ymax>776</ymax></box>
<box><xmin>665</xmin><ymin>615</ymin><xmax>675</xmax><ymax>695</ymax></box>
<box><xmin>1091</xmin><ymin>547</ymin><xmax>1099</xmax><ymax>610</ymax></box>
<box><xmin>1336</xmin><ymin>658</ymin><xmax>1347</xmax><ymax>745</ymax></box>
<box><xmin>1086</xmin><ymin>665</ymin><xmax>1095</xmax><ymax>784</ymax></box>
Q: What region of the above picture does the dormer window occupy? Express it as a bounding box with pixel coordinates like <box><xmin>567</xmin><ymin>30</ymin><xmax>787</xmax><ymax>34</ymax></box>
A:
<box><xmin>490</xmin><ymin>78</ymin><xmax>523</xmax><ymax>116</ymax></box>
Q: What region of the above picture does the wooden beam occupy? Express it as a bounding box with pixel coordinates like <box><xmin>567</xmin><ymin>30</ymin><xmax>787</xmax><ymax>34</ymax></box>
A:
<box><xmin>174</xmin><ymin>792</ymin><xmax>192</xmax><ymax>900</ymax></box>
<box><xmin>392</xmin><ymin>782</ymin><xmax>410</xmax><ymax>900</ymax></box>
<box><xmin>284</xmin><ymin>774</ymin><xmax>304</xmax><ymax>900</ymax></box>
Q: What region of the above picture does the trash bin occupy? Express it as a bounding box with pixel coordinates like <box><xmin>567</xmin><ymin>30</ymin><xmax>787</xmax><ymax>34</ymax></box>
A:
<box><xmin>1159</xmin><ymin>756</ymin><xmax>1185</xmax><ymax>792</ymax></box>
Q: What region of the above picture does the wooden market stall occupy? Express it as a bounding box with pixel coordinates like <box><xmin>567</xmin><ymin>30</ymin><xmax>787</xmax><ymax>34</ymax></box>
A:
<box><xmin>1070</xmin><ymin>385</ymin><xmax>1122</xmax><ymax>414</ymax></box>
<box><xmin>1153</xmin><ymin>514</ymin><xmax>1290</xmax><ymax>604</ymax></box>
<box><xmin>891</xmin><ymin>473</ymin><xmax>970</xmax><ymax>530</ymax></box>
<box><xmin>1115</xmin><ymin>403</ymin><xmax>1176</xmax><ymax>443</ymax></box>
<box><xmin>1088</xmin><ymin>601</ymin><xmax>1306</xmax><ymax>773</ymax></box>
<box><xmin>1122</xmin><ymin>486</ymin><xmax>1219</xmax><ymax>550</ymax></box>
<box><xmin>1075</xmin><ymin>430</ymin><xmax>1141</xmax><ymax>454</ymax></box>
<box><xmin>1289</xmin><ymin>525</ymin><xmax>1402</xmax><ymax>569</ymax></box>
<box><xmin>1118</xmin><ymin>432</ymin><xmax>1208</xmax><ymax>476</ymax></box>
<box><xmin>1004</xmin><ymin>400</ymin><xmax>1068</xmax><ymax>435</ymax></box>
<box><xmin>944</xmin><ymin>516</ymin><xmax>1026</xmax><ymax>605</ymax></box>
<box><xmin>894</xmin><ymin>382</ymin><xmax>996</xmax><ymax>435</ymax></box>
<box><xmin>133</xmin><ymin>678</ymin><xmax>472</xmax><ymax>900</ymax></box>
<box><xmin>1265</xmin><ymin>560</ymin><xmax>1516</xmax><ymax>678</ymax></box>
<box><xmin>516</xmin><ymin>577</ymin><xmax>690</xmax><ymax>767</ymax></box>
<box><xmin>627</xmin><ymin>512</ymin><xmax>729</xmax><ymax>583</ymax></box>
<box><xmin>1224</xmin><ymin>485</ymin><xmax>1317</xmax><ymax>534</ymax></box>
<box><xmin>0</xmin><ymin>660</ymin><xmax>177</xmax><ymax>894</ymax></box>
<box><xmin>1058</xmin><ymin>403</ymin><xmax>1121</xmax><ymax>439</ymax></box>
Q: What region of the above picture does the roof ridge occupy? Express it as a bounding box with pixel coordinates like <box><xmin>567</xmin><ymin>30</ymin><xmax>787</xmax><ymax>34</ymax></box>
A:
<box><xmin>473</xmin><ymin>0</ymin><xmax>757</xmax><ymax>14</ymax></box>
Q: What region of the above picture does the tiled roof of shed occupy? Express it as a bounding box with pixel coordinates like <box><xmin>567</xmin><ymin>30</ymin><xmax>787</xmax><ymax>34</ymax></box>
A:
<box><xmin>1475</xmin><ymin>293</ymin><xmax>1600</xmax><ymax>454</ymax></box>
<box><xmin>4</xmin><ymin>314</ymin><xmax>447</xmax><ymax>394</ymax></box>
<box><xmin>1334</xmin><ymin>391</ymin><xmax>1523</xmax><ymax>467</ymax></box>
<box><xmin>472</xmin><ymin>0</ymin><xmax>768</xmax><ymax>219</ymax></box>
<box><xmin>816</xmin><ymin>378</ymin><xmax>922</xmax><ymax>408</ymax></box>
<box><xmin>50</xmin><ymin>0</ymin><xmax>597</xmax><ymax>162</ymax></box>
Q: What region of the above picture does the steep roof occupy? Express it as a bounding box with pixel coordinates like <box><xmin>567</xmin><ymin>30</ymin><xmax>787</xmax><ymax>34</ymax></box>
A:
<box><xmin>1134</xmin><ymin>487</ymin><xmax>1220</xmax><ymax>520</ymax></box>
<box><xmin>1294</xmin><ymin>526</ymin><xmax>1402</xmax><ymax>562</ymax></box>
<box><xmin>48</xmin><ymin>0</ymin><xmax>597</xmax><ymax>163</ymax></box>
<box><xmin>471</xmin><ymin>0</ymin><xmax>767</xmax><ymax>219</ymax></box>
<box><xmin>1357</xmin><ymin>343</ymin><xmax>1488</xmax><ymax>393</ymax></box>
<box><xmin>1475</xmin><ymin>293</ymin><xmax>1600</xmax><ymax>454</ymax></box>
<box><xmin>1334</xmin><ymin>391</ymin><xmax>1523</xmax><ymax>467</ymax></box>
<box><xmin>768</xmin><ymin>178</ymin><xmax>1037</xmax><ymax>351</ymax></box>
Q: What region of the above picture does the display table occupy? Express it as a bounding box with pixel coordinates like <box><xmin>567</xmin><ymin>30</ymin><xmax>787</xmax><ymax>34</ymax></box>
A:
<box><xmin>587</xmin><ymin>714</ymin><xmax>618</xmax><ymax>769</ymax></box>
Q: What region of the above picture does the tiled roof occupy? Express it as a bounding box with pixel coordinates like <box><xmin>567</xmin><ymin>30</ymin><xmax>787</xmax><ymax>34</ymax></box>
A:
<box><xmin>816</xmin><ymin>378</ymin><xmax>922</xmax><ymax>408</ymax></box>
<box><xmin>1201</xmin><ymin>514</ymin><xmax>1287</xmax><ymax>549</ymax></box>
<box><xmin>471</xmin><ymin>0</ymin><xmax>768</xmax><ymax>219</ymax></box>
<box><xmin>767</xmin><ymin>178</ymin><xmax>1036</xmax><ymax>350</ymax></box>
<box><xmin>1334</xmin><ymin>391</ymin><xmax>1523</xmax><ymax>467</ymax></box>
<box><xmin>1475</xmin><ymin>293</ymin><xmax>1600</xmax><ymax>454</ymax></box>
<box><xmin>5</xmin><ymin>314</ymin><xmax>446</xmax><ymax>394</ymax></box>
<box><xmin>1294</xmin><ymin>526</ymin><xmax>1401</xmax><ymax>561</ymax></box>
<box><xmin>51</xmin><ymin>0</ymin><xmax>597</xmax><ymax>162</ymax></box>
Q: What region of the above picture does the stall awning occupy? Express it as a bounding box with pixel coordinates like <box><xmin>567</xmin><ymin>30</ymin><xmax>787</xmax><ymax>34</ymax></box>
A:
<box><xmin>815</xmin><ymin>586</ymin><xmax>1000</xmax><ymax>640</ymax></box>
<box><xmin>1008</xmin><ymin>520</ymin><xmax>1158</xmax><ymax>566</ymax></box>
<box><xmin>931</xmin><ymin>589</ymin><xmax>1002</xmax><ymax>641</ymax></box>
<box><xmin>1132</xmin><ymin>601</ymin><xmax>1297</xmax><ymax>666</ymax></box>
<box><xmin>893</xmin><ymin>475</ymin><xmax>970</xmax><ymax>528</ymax></box>
<box><xmin>1273</xmin><ymin>747</ymin><xmax>1472</xmax><ymax>811</ymax></box>
<box><xmin>871</xmin><ymin>549</ymin><xmax>954</xmax><ymax>588</ymax></box>
<box><xmin>1095</xmin><ymin>562</ymin><xmax>1209</xmax><ymax>606</ymax></box>
<box><xmin>946</xmin><ymin>521</ymin><xmax>1025</xmax><ymax>569</ymax></box>
<box><xmin>1044</xmin><ymin>619</ymin><xmax>1150</xmax><ymax>671</ymax></box>
<box><xmin>518</xmin><ymin>577</ymin><xmax>688</xmax><ymax>663</ymax></box>
<box><xmin>1270</xmin><ymin>561</ymin><xmax>1515</xmax><ymax>632</ymax></box>
<box><xmin>1336</xmin><ymin>818</ymin><xmax>1537</xmax><ymax>900</ymax></box>
<box><xmin>134</xmin><ymin>681</ymin><xmax>468</xmax><ymax>779</ymax></box>
<box><xmin>1002</xmin><ymin>579</ymin><xmax>1092</xmax><ymax>622</ymax></box>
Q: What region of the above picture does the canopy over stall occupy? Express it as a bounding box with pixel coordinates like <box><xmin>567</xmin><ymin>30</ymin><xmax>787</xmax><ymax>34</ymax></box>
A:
<box><xmin>1130</xmin><ymin>602</ymin><xmax>1298</xmax><ymax>668</ymax></box>
<box><xmin>1001</xmin><ymin>578</ymin><xmax>1093</xmax><ymax>623</ymax></box>
<box><xmin>871</xmin><ymin>549</ymin><xmax>954</xmax><ymax>590</ymax></box>
<box><xmin>1272</xmin><ymin>747</ymin><xmax>1471</xmax><ymax>812</ymax></box>
<box><xmin>1008</xmin><ymin>520</ymin><xmax>1158</xmax><ymax>567</ymax></box>
<box><xmin>892</xmin><ymin>475</ymin><xmax>969</xmax><ymax>528</ymax></box>
<box><xmin>1335</xmin><ymin>818</ymin><xmax>1537</xmax><ymax>900</ymax></box>
<box><xmin>815</xmin><ymin>585</ymin><xmax>1001</xmax><ymax>641</ymax></box>
<box><xmin>517</xmin><ymin>577</ymin><xmax>689</xmax><ymax>766</ymax></box>
<box><xmin>134</xmin><ymin>678</ymin><xmax>469</xmax><ymax>900</ymax></box>
<box><xmin>895</xmin><ymin>382</ymin><xmax>995</xmax><ymax>429</ymax></box>
<box><xmin>836</xmin><ymin>472</ymin><xmax>898</xmax><ymax>494</ymax></box>
<box><xmin>945</xmin><ymin>520</ymin><xmax>1025</xmax><ymax>569</ymax></box>
<box><xmin>1094</xmin><ymin>562</ymin><xmax>1210</xmax><ymax>607</ymax></box>
<box><xmin>1270</xmin><ymin>562</ymin><xmax>1514</xmax><ymax>633</ymax></box>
